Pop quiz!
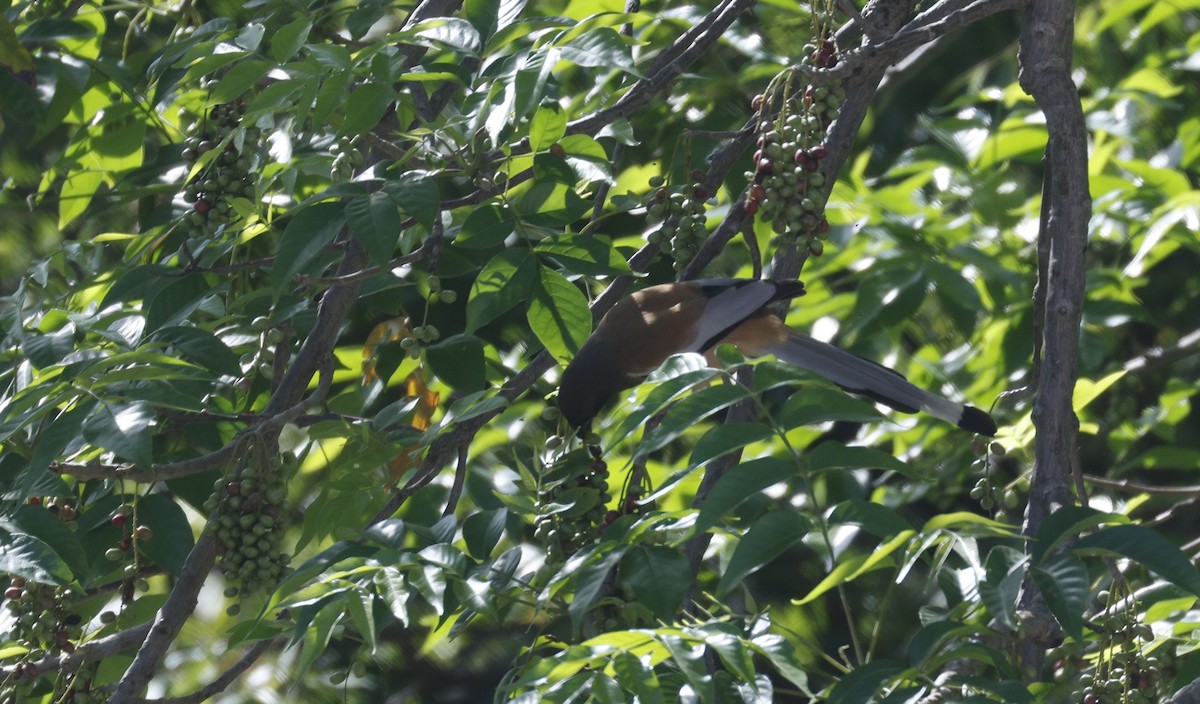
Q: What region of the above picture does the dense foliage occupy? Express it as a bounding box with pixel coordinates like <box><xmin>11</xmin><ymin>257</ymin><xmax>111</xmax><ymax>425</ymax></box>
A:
<box><xmin>0</xmin><ymin>0</ymin><xmax>1198</xmax><ymax>701</ymax></box>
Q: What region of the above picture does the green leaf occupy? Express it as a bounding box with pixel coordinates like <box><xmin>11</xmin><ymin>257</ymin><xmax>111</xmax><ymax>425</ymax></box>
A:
<box><xmin>776</xmin><ymin>387</ymin><xmax>883</xmax><ymax>429</ymax></box>
<box><xmin>611</xmin><ymin>650</ymin><xmax>665</xmax><ymax>704</ymax></box>
<box><xmin>346</xmin><ymin>191</ymin><xmax>402</xmax><ymax>266</ymax></box>
<box><xmin>0</xmin><ymin>523</ymin><xmax>74</xmax><ymax>585</ymax></box>
<box><xmin>462</xmin><ymin>509</ymin><xmax>507</xmax><ymax>561</ymax></box>
<box><xmin>609</xmin><ymin>364</ymin><xmax>719</xmax><ymax>446</ymax></box>
<box><xmin>22</xmin><ymin>325</ymin><xmax>76</xmax><ymax>368</ymax></box>
<box><xmin>558</xmin><ymin>26</ymin><xmax>632</xmax><ymax>69</ymax></box>
<box><xmin>425</xmin><ymin>334</ymin><xmax>486</xmax><ymax>392</ymax></box>
<box><xmin>272</xmin><ymin>202</ymin><xmax>345</xmax><ymax>287</ymax></box>
<box><xmin>808</xmin><ymin>441</ymin><xmax>921</xmax><ymax>478</ymax></box>
<box><xmin>530</xmin><ymin>102</ymin><xmax>567</xmax><ymax>152</ymax></box>
<box><xmin>413</xmin><ymin>17</ymin><xmax>482</xmax><ymax>55</ymax></box>
<box><xmin>568</xmin><ymin>546</ymin><xmax>626</xmax><ymax>634</ymax></box>
<box><xmin>346</xmin><ymin>588</ymin><xmax>378</xmax><ymax>654</ymax></box>
<box><xmin>456</xmin><ymin>202</ymin><xmax>515</xmax><ymax>249</ymax></box>
<box><xmin>827</xmin><ymin>501</ymin><xmax>912</xmax><ymax>538</ymax></box>
<box><xmin>1074</xmin><ymin>525</ymin><xmax>1200</xmax><ymax>596</ymax></box>
<box><xmin>689</xmin><ymin>422</ymin><xmax>773</xmax><ymax>468</ymax></box>
<box><xmin>794</xmin><ymin>531</ymin><xmax>913</xmax><ymax>605</ymax></box>
<box><xmin>717</xmin><ymin>510</ymin><xmax>810</xmax><ymax>597</ymax></box>
<box><xmin>82</xmin><ymin>401</ymin><xmax>154</xmax><ymax>468</ymax></box>
<box><xmin>210</xmin><ymin>58</ymin><xmax>273</xmax><ymax>104</ymax></box>
<box><xmin>145</xmin><ymin>273</ymin><xmax>213</xmax><ymax>333</ymax></box>
<box><xmin>270</xmin><ymin>17</ymin><xmax>312</xmax><ymax>62</ymax></box>
<box><xmin>466</xmin><ymin>249</ymin><xmax>537</xmax><ymax>332</ymax></box>
<box><xmin>135</xmin><ymin>493</ymin><xmax>195</xmax><ymax>578</ymax></box>
<box><xmin>694</xmin><ymin>457</ymin><xmax>795</xmax><ymax>535</ymax></box>
<box><xmin>1032</xmin><ymin>506</ymin><xmax>1125</xmax><ymax>563</ymax></box>
<box><xmin>30</xmin><ymin>401</ymin><xmax>95</xmax><ymax>476</ymax></box>
<box><xmin>979</xmin><ymin>546</ymin><xmax>1025</xmax><ymax>632</ymax></box>
<box><xmin>638</xmin><ymin>384</ymin><xmax>752</xmax><ymax>457</ymax></box>
<box><xmin>619</xmin><ymin>546</ymin><xmax>689</xmax><ymax>621</ymax></box>
<box><xmin>1032</xmin><ymin>552</ymin><xmax>1087</xmax><ymax>640</ymax></box>
<box><xmin>906</xmin><ymin>620</ymin><xmax>980</xmax><ymax>667</ymax></box>
<box><xmin>375</xmin><ymin>566</ymin><xmax>410</xmax><ymax>627</ymax></box>
<box><xmin>704</xmin><ymin>629</ymin><xmax>756</xmax><ymax>683</ymax></box>
<box><xmin>827</xmin><ymin>660</ymin><xmax>906</xmax><ymax>704</ymax></box>
<box><xmin>535</xmin><ymin>234</ymin><xmax>632</xmax><ymax>276</ymax></box>
<box><xmin>6</xmin><ymin>505</ymin><xmax>87</xmax><ymax>582</ymax></box>
<box><xmin>751</xmin><ymin>634</ymin><xmax>810</xmax><ymax>694</ymax></box>
<box><xmin>148</xmin><ymin>326</ymin><xmax>241</xmax><ymax>377</ymax></box>
<box><xmin>527</xmin><ymin>266</ymin><xmax>590</xmax><ymax>363</ymax></box>
<box><xmin>385</xmin><ymin>170</ymin><xmax>440</xmax><ymax>232</ymax></box>
<box><xmin>338</xmin><ymin>82</ymin><xmax>395</xmax><ymax>138</ymax></box>
<box><xmin>661</xmin><ymin>632</ymin><xmax>712</xmax><ymax>698</ymax></box>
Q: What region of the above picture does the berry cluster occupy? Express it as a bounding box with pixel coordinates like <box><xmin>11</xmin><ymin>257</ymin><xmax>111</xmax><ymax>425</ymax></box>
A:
<box><xmin>179</xmin><ymin>100</ymin><xmax>256</xmax><ymax>238</ymax></box>
<box><xmin>203</xmin><ymin>452</ymin><xmax>292</xmax><ymax>608</ymax></box>
<box><xmin>3</xmin><ymin>579</ymin><xmax>82</xmax><ymax>658</ymax></box>
<box><xmin>399</xmin><ymin>278</ymin><xmax>453</xmax><ymax>359</ymax></box>
<box><xmin>1069</xmin><ymin>599</ymin><xmax>1166</xmax><ymax>704</ymax></box>
<box><xmin>241</xmin><ymin>315</ymin><xmax>286</xmax><ymax>381</ymax></box>
<box><xmin>101</xmin><ymin>501</ymin><xmax>153</xmax><ymax>616</ymax></box>
<box><xmin>744</xmin><ymin>38</ymin><xmax>846</xmax><ymax>255</ymax></box>
<box><xmin>330</xmin><ymin>139</ymin><xmax>365</xmax><ymax>181</ymax></box>
<box><xmin>645</xmin><ymin>173</ymin><xmax>710</xmax><ymax>271</ymax></box>
<box><xmin>19</xmin><ymin>0</ymin><xmax>68</xmax><ymax>21</ymax></box>
<box><xmin>534</xmin><ymin>452</ymin><xmax>612</xmax><ymax>564</ymax></box>
<box><xmin>969</xmin><ymin>443</ymin><xmax>1020</xmax><ymax>521</ymax></box>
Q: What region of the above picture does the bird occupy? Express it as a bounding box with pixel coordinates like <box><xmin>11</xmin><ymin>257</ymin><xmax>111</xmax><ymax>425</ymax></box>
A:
<box><xmin>557</xmin><ymin>278</ymin><xmax>996</xmax><ymax>436</ymax></box>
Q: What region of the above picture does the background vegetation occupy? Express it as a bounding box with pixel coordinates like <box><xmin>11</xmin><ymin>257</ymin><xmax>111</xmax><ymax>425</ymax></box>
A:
<box><xmin>0</xmin><ymin>0</ymin><xmax>1198</xmax><ymax>701</ymax></box>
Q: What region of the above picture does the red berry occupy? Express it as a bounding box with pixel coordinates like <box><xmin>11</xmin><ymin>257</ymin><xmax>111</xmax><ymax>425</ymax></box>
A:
<box><xmin>794</xmin><ymin>149</ymin><xmax>808</xmax><ymax>164</ymax></box>
<box><xmin>810</xmin><ymin>146</ymin><xmax>827</xmax><ymax>160</ymax></box>
<box><xmin>750</xmin><ymin>184</ymin><xmax>766</xmax><ymax>202</ymax></box>
<box><xmin>805</xmin><ymin>158</ymin><xmax>820</xmax><ymax>172</ymax></box>
<box><xmin>817</xmin><ymin>217</ymin><xmax>830</xmax><ymax>233</ymax></box>
<box><xmin>752</xmin><ymin>149</ymin><xmax>764</xmax><ymax>163</ymax></box>
<box><xmin>194</xmin><ymin>200</ymin><xmax>212</xmax><ymax>214</ymax></box>
<box><xmin>118</xmin><ymin>537</ymin><xmax>132</xmax><ymax>551</ymax></box>
<box><xmin>243</xmin><ymin>492</ymin><xmax>264</xmax><ymax>511</ymax></box>
<box><xmin>690</xmin><ymin>169</ymin><xmax>705</xmax><ymax>183</ymax></box>
<box><xmin>28</xmin><ymin>497</ymin><xmax>42</xmax><ymax>506</ymax></box>
<box><xmin>549</xmin><ymin>142</ymin><xmax>566</xmax><ymax>157</ymax></box>
<box><xmin>692</xmin><ymin>185</ymin><xmax>709</xmax><ymax>201</ymax></box>
<box><xmin>757</xmin><ymin>158</ymin><xmax>774</xmax><ymax>173</ymax></box>
<box><xmin>5</xmin><ymin>587</ymin><xmax>21</xmax><ymax>600</ymax></box>
<box><xmin>225</xmin><ymin>481</ymin><xmax>241</xmax><ymax>496</ymax></box>
<box><xmin>111</xmin><ymin>514</ymin><xmax>128</xmax><ymax>528</ymax></box>
<box><xmin>745</xmin><ymin>200</ymin><xmax>759</xmax><ymax>216</ymax></box>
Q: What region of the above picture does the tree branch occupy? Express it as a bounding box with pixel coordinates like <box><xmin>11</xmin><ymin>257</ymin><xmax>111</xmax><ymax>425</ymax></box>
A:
<box><xmin>1013</xmin><ymin>0</ymin><xmax>1091</xmax><ymax>670</ymax></box>
<box><xmin>110</xmin><ymin>240</ymin><xmax>370</xmax><ymax>702</ymax></box>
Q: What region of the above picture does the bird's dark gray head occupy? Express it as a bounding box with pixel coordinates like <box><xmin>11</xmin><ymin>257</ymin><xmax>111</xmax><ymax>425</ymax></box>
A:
<box><xmin>557</xmin><ymin>338</ymin><xmax>625</xmax><ymax>429</ymax></box>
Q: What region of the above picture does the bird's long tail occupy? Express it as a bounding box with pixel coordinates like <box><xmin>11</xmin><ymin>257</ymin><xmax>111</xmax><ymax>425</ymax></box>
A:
<box><xmin>768</xmin><ymin>332</ymin><xmax>997</xmax><ymax>436</ymax></box>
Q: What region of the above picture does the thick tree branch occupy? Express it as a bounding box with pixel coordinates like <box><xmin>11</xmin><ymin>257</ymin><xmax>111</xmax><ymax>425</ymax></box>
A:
<box><xmin>0</xmin><ymin>623</ymin><xmax>151</xmax><ymax>681</ymax></box>
<box><xmin>1013</xmin><ymin>0</ymin><xmax>1091</xmax><ymax>670</ymax></box>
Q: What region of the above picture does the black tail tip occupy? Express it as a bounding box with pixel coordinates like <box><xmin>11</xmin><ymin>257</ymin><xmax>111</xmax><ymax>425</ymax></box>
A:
<box><xmin>958</xmin><ymin>405</ymin><xmax>997</xmax><ymax>436</ymax></box>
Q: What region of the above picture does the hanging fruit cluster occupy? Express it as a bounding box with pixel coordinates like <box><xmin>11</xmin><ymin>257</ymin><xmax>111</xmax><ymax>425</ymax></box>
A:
<box><xmin>0</xmin><ymin>578</ymin><xmax>103</xmax><ymax>702</ymax></box>
<box><xmin>645</xmin><ymin>172</ymin><xmax>710</xmax><ymax>271</ymax></box>
<box><xmin>100</xmin><ymin>500</ymin><xmax>153</xmax><ymax>618</ymax></box>
<box><xmin>203</xmin><ymin>447</ymin><xmax>292</xmax><ymax>610</ymax></box>
<box><xmin>533</xmin><ymin>450</ymin><xmax>612</xmax><ymax>565</ymax></box>
<box><xmin>179</xmin><ymin>98</ymin><xmax>257</xmax><ymax>238</ymax></box>
<box><xmin>744</xmin><ymin>37</ymin><xmax>845</xmax><ymax>257</ymax></box>
<box><xmin>330</xmin><ymin>138</ymin><xmax>365</xmax><ymax>181</ymax></box>
<box><xmin>1067</xmin><ymin>594</ymin><xmax>1169</xmax><ymax>704</ymax></box>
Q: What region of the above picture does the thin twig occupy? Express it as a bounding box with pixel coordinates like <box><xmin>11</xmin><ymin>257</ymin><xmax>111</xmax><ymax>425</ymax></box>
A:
<box><xmin>136</xmin><ymin>638</ymin><xmax>280</xmax><ymax>704</ymax></box>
